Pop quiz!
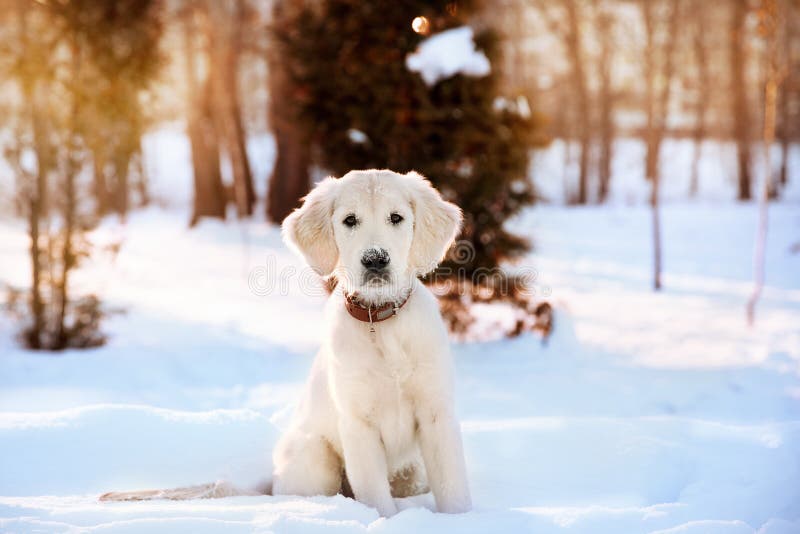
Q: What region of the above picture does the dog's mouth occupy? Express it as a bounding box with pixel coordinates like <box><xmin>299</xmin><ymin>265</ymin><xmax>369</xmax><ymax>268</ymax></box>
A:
<box><xmin>362</xmin><ymin>270</ymin><xmax>391</xmax><ymax>286</ymax></box>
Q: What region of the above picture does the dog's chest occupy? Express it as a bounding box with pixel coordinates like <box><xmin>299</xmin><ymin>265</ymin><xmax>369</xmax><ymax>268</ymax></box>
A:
<box><xmin>364</xmin><ymin>336</ymin><xmax>419</xmax><ymax>454</ymax></box>
<box><xmin>329</xmin><ymin>310</ymin><xmax>425</xmax><ymax>455</ymax></box>
<box><xmin>373</xmin><ymin>329</ymin><xmax>416</xmax><ymax>381</ymax></box>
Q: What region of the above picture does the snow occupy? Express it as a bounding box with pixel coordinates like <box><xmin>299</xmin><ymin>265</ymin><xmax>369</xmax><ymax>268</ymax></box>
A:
<box><xmin>0</xmin><ymin>130</ymin><xmax>799</xmax><ymax>533</ymax></box>
<box><xmin>141</xmin><ymin>124</ymin><xmax>276</xmax><ymax>208</ymax></box>
<box><xmin>405</xmin><ymin>26</ymin><xmax>491</xmax><ymax>87</ymax></box>
<box><xmin>347</xmin><ymin>129</ymin><xmax>369</xmax><ymax>145</ymax></box>
<box><xmin>493</xmin><ymin>96</ymin><xmax>532</xmax><ymax>119</ymax></box>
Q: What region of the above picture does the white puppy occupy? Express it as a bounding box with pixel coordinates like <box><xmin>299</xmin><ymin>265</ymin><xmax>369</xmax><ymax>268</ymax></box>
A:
<box><xmin>273</xmin><ymin>169</ymin><xmax>472</xmax><ymax>517</ymax></box>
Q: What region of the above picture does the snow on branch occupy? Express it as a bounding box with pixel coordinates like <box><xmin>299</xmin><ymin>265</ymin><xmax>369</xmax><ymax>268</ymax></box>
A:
<box><xmin>405</xmin><ymin>26</ymin><xmax>490</xmax><ymax>87</ymax></box>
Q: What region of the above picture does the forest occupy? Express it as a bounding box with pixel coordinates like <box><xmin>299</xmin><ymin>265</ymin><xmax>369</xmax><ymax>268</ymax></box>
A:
<box><xmin>0</xmin><ymin>0</ymin><xmax>797</xmax><ymax>347</ymax></box>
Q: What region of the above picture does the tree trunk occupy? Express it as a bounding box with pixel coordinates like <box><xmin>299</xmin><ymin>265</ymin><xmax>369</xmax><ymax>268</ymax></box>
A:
<box><xmin>184</xmin><ymin>6</ymin><xmax>226</xmax><ymax>226</ymax></box>
<box><xmin>209</xmin><ymin>0</ymin><xmax>256</xmax><ymax>219</ymax></box>
<box><xmin>56</xmin><ymin>151</ymin><xmax>76</xmax><ymax>350</ymax></box>
<box><xmin>18</xmin><ymin>3</ymin><xmax>47</xmax><ymax>349</ymax></box>
<box><xmin>56</xmin><ymin>39</ymin><xmax>82</xmax><ymax>350</ymax></box>
<box><xmin>597</xmin><ymin>86</ymin><xmax>613</xmax><ymax>203</ymax></box>
<box><xmin>92</xmin><ymin>148</ymin><xmax>111</xmax><ymax>216</ymax></box>
<box><xmin>735</xmin><ymin>141</ymin><xmax>752</xmax><ymax>200</ymax></box>
<box><xmin>689</xmin><ymin>137</ymin><xmax>703</xmax><ymax>197</ymax></box>
<box><xmin>776</xmin><ymin>17</ymin><xmax>792</xmax><ymax>190</ymax></box>
<box><xmin>564</xmin><ymin>0</ymin><xmax>590</xmax><ymax>205</ymax></box>
<box><xmin>189</xmin><ymin>85</ymin><xmax>227</xmax><ymax>226</ymax></box>
<box><xmin>747</xmin><ymin>0</ymin><xmax>781</xmax><ymax>325</ymax></box>
<box><xmin>651</xmin><ymin>182</ymin><xmax>662</xmax><ymax>290</ymax></box>
<box><xmin>113</xmin><ymin>149</ymin><xmax>131</xmax><ymax>219</ymax></box>
<box><xmin>595</xmin><ymin>1</ymin><xmax>614</xmax><ymax>203</ymax></box>
<box><xmin>642</xmin><ymin>0</ymin><xmax>679</xmax><ymax>291</ymax></box>
<box><xmin>268</xmin><ymin>124</ymin><xmax>311</xmax><ymax>222</ymax></box>
<box><xmin>731</xmin><ymin>0</ymin><xmax>752</xmax><ymax>201</ymax></box>
<box><xmin>747</xmin><ymin>75</ymin><xmax>776</xmax><ymax>324</ymax></box>
<box><xmin>689</xmin><ymin>5</ymin><xmax>709</xmax><ymax>197</ymax></box>
<box><xmin>191</xmin><ymin>85</ymin><xmax>227</xmax><ymax>225</ymax></box>
<box><xmin>132</xmin><ymin>148</ymin><xmax>149</xmax><ymax>207</ymax></box>
<box><xmin>266</xmin><ymin>1</ymin><xmax>311</xmax><ymax>223</ymax></box>
<box><xmin>27</xmin><ymin>112</ymin><xmax>46</xmax><ymax>350</ymax></box>
<box><xmin>778</xmin><ymin>134</ymin><xmax>789</xmax><ymax>188</ymax></box>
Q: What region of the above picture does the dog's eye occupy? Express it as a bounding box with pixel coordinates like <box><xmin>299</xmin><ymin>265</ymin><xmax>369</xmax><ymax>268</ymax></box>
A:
<box><xmin>343</xmin><ymin>214</ymin><xmax>358</xmax><ymax>227</ymax></box>
<box><xmin>389</xmin><ymin>213</ymin><xmax>404</xmax><ymax>225</ymax></box>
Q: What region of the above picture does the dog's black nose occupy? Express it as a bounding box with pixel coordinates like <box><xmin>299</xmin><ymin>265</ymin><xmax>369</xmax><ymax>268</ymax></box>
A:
<box><xmin>361</xmin><ymin>248</ymin><xmax>390</xmax><ymax>271</ymax></box>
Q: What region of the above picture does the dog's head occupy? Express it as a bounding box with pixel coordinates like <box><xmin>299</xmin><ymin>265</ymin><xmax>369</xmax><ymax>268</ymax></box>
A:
<box><xmin>283</xmin><ymin>170</ymin><xmax>462</xmax><ymax>303</ymax></box>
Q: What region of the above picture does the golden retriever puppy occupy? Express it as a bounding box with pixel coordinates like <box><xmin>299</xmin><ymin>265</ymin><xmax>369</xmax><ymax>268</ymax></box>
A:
<box><xmin>273</xmin><ymin>169</ymin><xmax>471</xmax><ymax>517</ymax></box>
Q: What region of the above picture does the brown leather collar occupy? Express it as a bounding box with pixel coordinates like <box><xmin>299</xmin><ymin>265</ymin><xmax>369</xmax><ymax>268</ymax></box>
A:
<box><xmin>344</xmin><ymin>291</ymin><xmax>411</xmax><ymax>325</ymax></box>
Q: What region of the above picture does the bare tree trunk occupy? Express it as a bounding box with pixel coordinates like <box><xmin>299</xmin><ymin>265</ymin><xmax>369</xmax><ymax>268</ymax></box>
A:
<box><xmin>563</xmin><ymin>134</ymin><xmax>574</xmax><ymax>202</ymax></box>
<box><xmin>26</xmin><ymin>114</ymin><xmax>47</xmax><ymax>349</ymax></box>
<box><xmin>56</xmin><ymin>152</ymin><xmax>76</xmax><ymax>350</ymax></box>
<box><xmin>132</xmin><ymin>147</ymin><xmax>149</xmax><ymax>207</ymax></box>
<box><xmin>651</xmin><ymin>190</ymin><xmax>663</xmax><ymax>289</ymax></box>
<box><xmin>113</xmin><ymin>149</ymin><xmax>131</xmax><ymax>219</ymax></box>
<box><xmin>595</xmin><ymin>3</ymin><xmax>614</xmax><ymax>203</ymax></box>
<box><xmin>92</xmin><ymin>148</ymin><xmax>111</xmax><ymax>216</ymax></box>
<box><xmin>778</xmin><ymin>133</ymin><xmax>789</xmax><ymax>187</ymax></box>
<box><xmin>747</xmin><ymin>80</ymin><xmax>775</xmax><ymax>325</ymax></box>
<box><xmin>689</xmin><ymin>3</ymin><xmax>709</xmax><ymax>197</ymax></box>
<box><xmin>564</xmin><ymin>0</ymin><xmax>591</xmax><ymax>205</ymax></box>
<box><xmin>189</xmin><ymin>85</ymin><xmax>226</xmax><ymax>226</ymax></box>
<box><xmin>748</xmin><ymin>0</ymin><xmax>783</xmax><ymax>325</ymax></box>
<box><xmin>266</xmin><ymin>0</ymin><xmax>310</xmax><ymax>223</ymax></box>
<box><xmin>689</xmin><ymin>138</ymin><xmax>703</xmax><ymax>197</ymax></box>
<box><xmin>646</xmin><ymin>111</ymin><xmax>663</xmax><ymax>291</ymax></box>
<box><xmin>777</xmin><ymin>114</ymin><xmax>789</xmax><ymax>188</ymax></box>
<box><xmin>55</xmin><ymin>39</ymin><xmax>82</xmax><ymax>350</ymax></box>
<box><xmin>776</xmin><ymin>14</ymin><xmax>793</xmax><ymax>190</ymax></box>
<box><xmin>183</xmin><ymin>5</ymin><xmax>226</xmax><ymax>226</ymax></box>
<box><xmin>643</xmin><ymin>1</ymin><xmax>660</xmax><ymax>289</ymax></box>
<box><xmin>731</xmin><ymin>0</ymin><xmax>752</xmax><ymax>201</ymax></box>
<box><xmin>27</xmin><ymin>186</ymin><xmax>44</xmax><ymax>349</ymax></box>
<box><xmin>209</xmin><ymin>0</ymin><xmax>256</xmax><ymax>219</ymax></box>
<box><xmin>642</xmin><ymin>0</ymin><xmax>680</xmax><ymax>291</ymax></box>
<box><xmin>268</xmin><ymin>125</ymin><xmax>311</xmax><ymax>222</ymax></box>
<box><xmin>17</xmin><ymin>2</ymin><xmax>47</xmax><ymax>349</ymax></box>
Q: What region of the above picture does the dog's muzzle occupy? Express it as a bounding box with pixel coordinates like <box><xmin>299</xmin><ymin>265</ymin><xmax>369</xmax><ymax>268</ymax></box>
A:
<box><xmin>361</xmin><ymin>248</ymin><xmax>390</xmax><ymax>284</ymax></box>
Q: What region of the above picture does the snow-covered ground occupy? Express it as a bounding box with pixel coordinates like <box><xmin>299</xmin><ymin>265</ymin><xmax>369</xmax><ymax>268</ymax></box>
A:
<box><xmin>0</xmin><ymin>131</ymin><xmax>799</xmax><ymax>533</ymax></box>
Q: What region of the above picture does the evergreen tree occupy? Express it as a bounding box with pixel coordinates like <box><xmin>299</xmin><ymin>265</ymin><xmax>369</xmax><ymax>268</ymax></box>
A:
<box><xmin>271</xmin><ymin>0</ymin><xmax>546</xmax><ymax>281</ymax></box>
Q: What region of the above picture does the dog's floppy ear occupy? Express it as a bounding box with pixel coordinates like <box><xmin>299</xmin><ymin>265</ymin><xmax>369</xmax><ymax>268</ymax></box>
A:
<box><xmin>282</xmin><ymin>177</ymin><xmax>339</xmax><ymax>276</ymax></box>
<box><xmin>406</xmin><ymin>171</ymin><xmax>463</xmax><ymax>276</ymax></box>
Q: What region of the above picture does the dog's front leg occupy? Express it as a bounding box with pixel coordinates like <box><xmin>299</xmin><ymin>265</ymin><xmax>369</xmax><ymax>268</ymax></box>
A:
<box><xmin>339</xmin><ymin>417</ymin><xmax>397</xmax><ymax>517</ymax></box>
<box><xmin>417</xmin><ymin>406</ymin><xmax>472</xmax><ymax>513</ymax></box>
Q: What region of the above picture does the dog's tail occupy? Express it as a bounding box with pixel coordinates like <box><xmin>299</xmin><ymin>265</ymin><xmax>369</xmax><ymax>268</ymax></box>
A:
<box><xmin>99</xmin><ymin>479</ymin><xmax>272</xmax><ymax>502</ymax></box>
